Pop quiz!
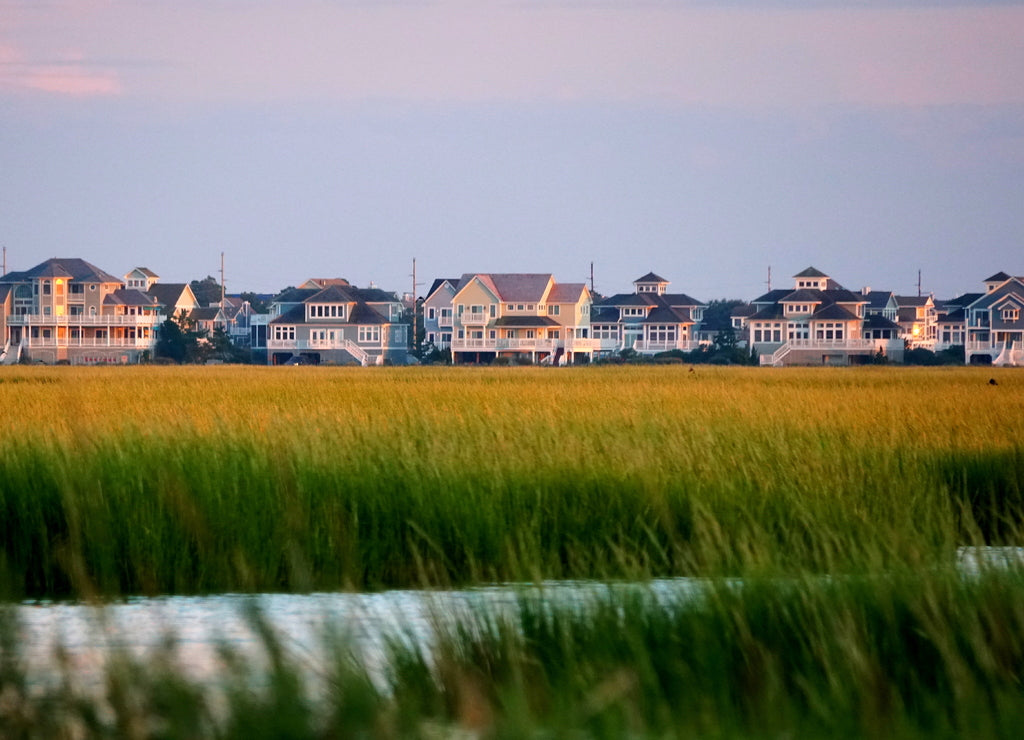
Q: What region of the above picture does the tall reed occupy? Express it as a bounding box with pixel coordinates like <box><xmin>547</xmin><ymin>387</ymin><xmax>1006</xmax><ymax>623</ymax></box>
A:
<box><xmin>0</xmin><ymin>365</ymin><xmax>1020</xmax><ymax>596</ymax></box>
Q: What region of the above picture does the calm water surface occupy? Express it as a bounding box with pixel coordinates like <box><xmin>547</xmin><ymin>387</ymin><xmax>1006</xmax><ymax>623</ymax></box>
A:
<box><xmin>12</xmin><ymin>547</ymin><xmax>1021</xmax><ymax>691</ymax></box>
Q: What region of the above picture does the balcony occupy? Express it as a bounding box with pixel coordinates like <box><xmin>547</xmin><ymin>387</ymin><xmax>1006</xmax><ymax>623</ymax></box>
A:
<box><xmin>457</xmin><ymin>312</ymin><xmax>490</xmax><ymax>326</ymax></box>
<box><xmin>633</xmin><ymin>339</ymin><xmax>701</xmax><ymax>354</ymax></box>
<box><xmin>9</xmin><ymin>314</ymin><xmax>162</xmax><ymax>327</ymax></box>
<box><xmin>451</xmin><ymin>338</ymin><xmax>557</xmax><ymax>352</ymax></box>
<box><xmin>438</xmin><ymin>315</ymin><xmax>453</xmax><ymax>327</ymax></box>
<box><xmin>23</xmin><ymin>337</ymin><xmax>156</xmax><ymax>349</ymax></box>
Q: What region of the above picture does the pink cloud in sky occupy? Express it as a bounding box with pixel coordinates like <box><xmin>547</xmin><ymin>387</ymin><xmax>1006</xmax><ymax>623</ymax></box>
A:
<box><xmin>0</xmin><ymin>46</ymin><xmax>122</xmax><ymax>97</ymax></box>
<box><xmin>2</xmin><ymin>2</ymin><xmax>1023</xmax><ymax>107</ymax></box>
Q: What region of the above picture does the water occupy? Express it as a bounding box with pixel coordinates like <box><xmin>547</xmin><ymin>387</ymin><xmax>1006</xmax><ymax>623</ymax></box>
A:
<box><xmin>12</xmin><ymin>578</ymin><xmax>705</xmax><ymax>694</ymax></box>
<box><xmin>10</xmin><ymin>548</ymin><xmax>1021</xmax><ymax>693</ymax></box>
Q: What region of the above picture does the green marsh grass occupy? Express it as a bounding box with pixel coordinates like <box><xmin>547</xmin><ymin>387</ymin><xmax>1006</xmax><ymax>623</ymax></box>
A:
<box><xmin>0</xmin><ymin>364</ymin><xmax>1020</xmax><ymax>596</ymax></box>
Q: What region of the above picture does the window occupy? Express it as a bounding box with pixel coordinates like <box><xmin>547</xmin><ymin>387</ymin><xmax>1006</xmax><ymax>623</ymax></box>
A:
<box><xmin>70</xmin><ymin>283</ymin><xmax>84</xmax><ymax>295</ymax></box>
<box><xmin>42</xmin><ymin>281</ymin><xmax>51</xmax><ymax>295</ymax></box>
<box><xmin>489</xmin><ymin>330</ymin><xmax>496</xmax><ymax>339</ymax></box>
<box><xmin>622</xmin><ymin>307</ymin><xmax>646</xmax><ymax>318</ymax></box>
<box><xmin>517</xmin><ymin>304</ymin><xmax>525</xmax><ymax>311</ymax></box>
<box><xmin>272</xmin><ymin>325</ymin><xmax>295</xmax><ymax>341</ymax></box>
<box><xmin>471</xmin><ymin>305</ymin><xmax>483</xmax><ymax>314</ymax></box>
<box><xmin>489</xmin><ymin>304</ymin><xmax>496</xmax><ymax>318</ymax></box>
<box><xmin>527</xmin><ymin>304</ymin><xmax>534</xmax><ymax>311</ymax></box>
<box><xmin>549</xmin><ymin>330</ymin><xmax>560</xmax><ymax>339</ymax></box>
<box><xmin>593</xmin><ymin>325</ymin><xmax>620</xmax><ymax>340</ymax></box>
<box><xmin>358</xmin><ymin>325</ymin><xmax>380</xmax><ymax>343</ymax></box>
<box><xmin>507</xmin><ymin>304</ymin><xmax>514</xmax><ymax>311</ymax></box>
<box><xmin>505</xmin><ymin>330</ymin><xmax>516</xmax><ymax>339</ymax></box>
<box><xmin>427</xmin><ymin>332</ymin><xmax>435</xmax><ymax>343</ymax></box>
<box><xmin>1002</xmin><ymin>307</ymin><xmax>1020</xmax><ymax>322</ymax></box>
<box><xmin>525</xmin><ymin>330</ymin><xmax>535</xmax><ymax>339</ymax></box>
<box><xmin>647</xmin><ymin>325</ymin><xmax>677</xmax><ymax>342</ymax></box>
<box><xmin>547</xmin><ymin>305</ymin><xmax>560</xmax><ymax>316</ymax></box>
<box><xmin>427</xmin><ymin>307</ymin><xmax>436</xmax><ymax>320</ymax></box>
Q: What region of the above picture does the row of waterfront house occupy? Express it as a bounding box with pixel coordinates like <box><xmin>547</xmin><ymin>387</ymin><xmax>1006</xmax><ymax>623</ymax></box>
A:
<box><xmin>1</xmin><ymin>258</ymin><xmax>1022</xmax><ymax>367</ymax></box>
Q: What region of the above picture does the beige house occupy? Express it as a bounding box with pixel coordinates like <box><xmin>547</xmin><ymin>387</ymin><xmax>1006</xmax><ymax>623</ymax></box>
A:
<box><xmin>449</xmin><ymin>273</ymin><xmax>595</xmax><ymax>364</ymax></box>
<box><xmin>1</xmin><ymin>258</ymin><xmax>161</xmax><ymax>364</ymax></box>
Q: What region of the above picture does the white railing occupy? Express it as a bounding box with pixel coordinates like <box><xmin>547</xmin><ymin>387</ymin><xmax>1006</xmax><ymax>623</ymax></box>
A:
<box><xmin>451</xmin><ymin>338</ymin><xmax>558</xmax><ymax>352</ymax></box>
<box><xmin>565</xmin><ymin>337</ymin><xmax>599</xmax><ymax>352</ymax></box>
<box><xmin>457</xmin><ymin>312</ymin><xmax>490</xmax><ymax>326</ymax></box>
<box><xmin>8</xmin><ymin>314</ymin><xmax>162</xmax><ymax>327</ymax></box>
<box><xmin>633</xmin><ymin>340</ymin><xmax>701</xmax><ymax>353</ymax></box>
<box><xmin>23</xmin><ymin>338</ymin><xmax>156</xmax><ymax>349</ymax></box>
<box><xmin>341</xmin><ymin>340</ymin><xmax>370</xmax><ymax>366</ymax></box>
<box><xmin>438</xmin><ymin>316</ymin><xmax>453</xmax><ymax>327</ymax></box>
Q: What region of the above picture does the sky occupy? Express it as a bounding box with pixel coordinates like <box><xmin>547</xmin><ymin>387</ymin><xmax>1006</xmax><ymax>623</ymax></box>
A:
<box><xmin>2</xmin><ymin>1</ymin><xmax>1023</xmax><ymax>301</ymax></box>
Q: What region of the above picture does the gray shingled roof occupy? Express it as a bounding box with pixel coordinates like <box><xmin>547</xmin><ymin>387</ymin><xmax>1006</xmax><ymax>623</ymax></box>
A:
<box><xmin>793</xmin><ymin>266</ymin><xmax>828</xmax><ymax>278</ymax></box>
<box><xmin>813</xmin><ymin>303</ymin><xmax>859</xmax><ymax>321</ymax></box>
<box><xmin>492</xmin><ymin>316</ymin><xmax>561</xmax><ymax>328</ymax></box>
<box><xmin>104</xmin><ymin>289</ymin><xmax>159</xmax><ymax>307</ymax></box>
<box><xmin>426</xmin><ymin>278</ymin><xmax>459</xmax><ymax>300</ymax></box>
<box><xmin>642</xmin><ymin>306</ymin><xmax>694</xmax><ymax>324</ymax></box>
<box><xmin>547</xmin><ymin>283</ymin><xmax>587</xmax><ymax>303</ymax></box>
<box><xmin>895</xmin><ymin>295</ymin><xmax>931</xmax><ymax>307</ymax></box>
<box><xmin>3</xmin><ymin>258</ymin><xmax>121</xmax><ymax>284</ymax></box>
<box><xmin>147</xmin><ymin>283</ymin><xmax>194</xmax><ymax>310</ymax></box>
<box><xmin>634</xmin><ymin>272</ymin><xmax>668</xmax><ymax>284</ymax></box>
<box><xmin>780</xmin><ymin>289</ymin><xmax>824</xmax><ymax>303</ymax></box>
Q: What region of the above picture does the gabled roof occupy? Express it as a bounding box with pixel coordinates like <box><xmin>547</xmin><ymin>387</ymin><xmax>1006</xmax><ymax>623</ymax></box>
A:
<box><xmin>895</xmin><ymin>295</ymin><xmax>932</xmax><ymax>307</ymax></box>
<box><xmin>937</xmin><ymin>308</ymin><xmax>966</xmax><ymax>324</ymax></box>
<box><xmin>127</xmin><ymin>267</ymin><xmax>159</xmax><ymax>278</ymax></box>
<box><xmin>863</xmin><ymin>291</ymin><xmax>896</xmax><ymax>310</ymax></box>
<box><xmin>547</xmin><ymin>282</ymin><xmax>588</xmax><ymax>303</ymax></box>
<box><xmin>0</xmin><ymin>285</ymin><xmax>13</xmax><ymax>302</ymax></box>
<box><xmin>966</xmin><ymin>281</ymin><xmax>1024</xmax><ymax>310</ymax></box>
<box><xmin>985</xmin><ymin>271</ymin><xmax>1012</xmax><ymax>283</ymax></box>
<box><xmin>794</xmin><ymin>266</ymin><xmax>828</xmax><ymax>278</ymax></box>
<box><xmin>2</xmin><ymin>258</ymin><xmax>121</xmax><ymax>284</ymax></box>
<box><xmin>454</xmin><ymin>273</ymin><xmax>553</xmax><ymax>303</ymax></box>
<box><xmin>426</xmin><ymin>278</ymin><xmax>459</xmax><ymax>301</ymax></box>
<box><xmin>147</xmin><ymin>283</ymin><xmax>196</xmax><ymax>310</ymax></box>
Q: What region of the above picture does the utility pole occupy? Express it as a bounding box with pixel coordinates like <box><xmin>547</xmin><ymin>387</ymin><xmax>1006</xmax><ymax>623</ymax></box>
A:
<box><xmin>410</xmin><ymin>258</ymin><xmax>423</xmax><ymax>353</ymax></box>
<box><xmin>917</xmin><ymin>269</ymin><xmax>922</xmax><ymax>298</ymax></box>
<box><xmin>220</xmin><ymin>252</ymin><xmax>226</xmax><ymax>306</ymax></box>
<box><xmin>590</xmin><ymin>262</ymin><xmax>595</xmax><ymax>295</ymax></box>
<box><xmin>2</xmin><ymin>246</ymin><xmax>6</xmax><ymax>277</ymax></box>
<box><xmin>766</xmin><ymin>265</ymin><xmax>772</xmax><ymax>292</ymax></box>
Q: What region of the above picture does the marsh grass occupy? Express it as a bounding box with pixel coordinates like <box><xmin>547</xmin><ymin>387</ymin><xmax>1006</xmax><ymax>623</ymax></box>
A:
<box><xmin>0</xmin><ymin>365</ymin><xmax>1020</xmax><ymax>596</ymax></box>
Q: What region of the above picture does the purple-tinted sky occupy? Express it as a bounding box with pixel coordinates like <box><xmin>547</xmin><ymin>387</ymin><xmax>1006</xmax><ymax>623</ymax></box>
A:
<box><xmin>2</xmin><ymin>0</ymin><xmax>1022</xmax><ymax>299</ymax></box>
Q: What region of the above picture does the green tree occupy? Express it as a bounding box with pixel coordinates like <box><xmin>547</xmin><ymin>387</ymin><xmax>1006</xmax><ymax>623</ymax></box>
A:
<box><xmin>189</xmin><ymin>275</ymin><xmax>222</xmax><ymax>307</ymax></box>
<box><xmin>155</xmin><ymin>318</ymin><xmax>186</xmax><ymax>363</ymax></box>
<box><xmin>238</xmin><ymin>291</ymin><xmax>268</xmax><ymax>314</ymax></box>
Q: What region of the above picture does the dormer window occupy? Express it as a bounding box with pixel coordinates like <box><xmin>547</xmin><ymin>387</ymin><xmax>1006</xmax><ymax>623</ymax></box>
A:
<box><xmin>307</xmin><ymin>304</ymin><xmax>346</xmax><ymax>320</ymax></box>
<box><xmin>1002</xmin><ymin>307</ymin><xmax>1020</xmax><ymax>322</ymax></box>
<box><xmin>622</xmin><ymin>307</ymin><xmax>646</xmax><ymax>318</ymax></box>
